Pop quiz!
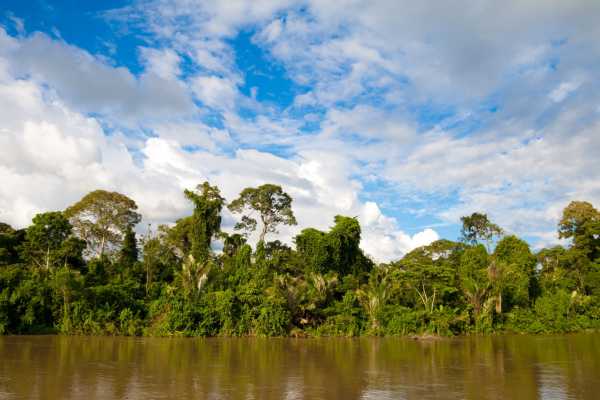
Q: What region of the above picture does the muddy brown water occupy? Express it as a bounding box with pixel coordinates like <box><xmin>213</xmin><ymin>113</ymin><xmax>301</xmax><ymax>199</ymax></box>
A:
<box><xmin>1</xmin><ymin>334</ymin><xmax>599</xmax><ymax>399</ymax></box>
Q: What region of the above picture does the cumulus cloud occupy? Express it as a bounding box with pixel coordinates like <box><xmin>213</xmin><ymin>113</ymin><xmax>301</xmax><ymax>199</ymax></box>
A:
<box><xmin>191</xmin><ymin>75</ymin><xmax>239</xmax><ymax>110</ymax></box>
<box><xmin>3</xmin><ymin>0</ymin><xmax>600</xmax><ymax>260</ymax></box>
<box><xmin>139</xmin><ymin>47</ymin><xmax>181</xmax><ymax>80</ymax></box>
<box><xmin>0</xmin><ymin>46</ymin><xmax>433</xmax><ymax>261</ymax></box>
<box><xmin>0</xmin><ymin>28</ymin><xmax>195</xmax><ymax>125</ymax></box>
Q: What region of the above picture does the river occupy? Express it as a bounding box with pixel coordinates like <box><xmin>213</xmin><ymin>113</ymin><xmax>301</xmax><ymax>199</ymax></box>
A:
<box><xmin>1</xmin><ymin>334</ymin><xmax>599</xmax><ymax>399</ymax></box>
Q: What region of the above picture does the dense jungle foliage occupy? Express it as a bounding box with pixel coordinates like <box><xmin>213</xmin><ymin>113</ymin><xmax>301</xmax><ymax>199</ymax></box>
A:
<box><xmin>1</xmin><ymin>182</ymin><xmax>599</xmax><ymax>337</ymax></box>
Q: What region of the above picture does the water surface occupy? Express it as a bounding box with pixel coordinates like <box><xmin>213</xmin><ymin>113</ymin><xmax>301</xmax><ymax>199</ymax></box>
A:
<box><xmin>1</xmin><ymin>334</ymin><xmax>599</xmax><ymax>399</ymax></box>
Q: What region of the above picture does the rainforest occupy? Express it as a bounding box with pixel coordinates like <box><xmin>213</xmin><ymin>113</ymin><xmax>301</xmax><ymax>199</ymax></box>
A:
<box><xmin>1</xmin><ymin>182</ymin><xmax>599</xmax><ymax>337</ymax></box>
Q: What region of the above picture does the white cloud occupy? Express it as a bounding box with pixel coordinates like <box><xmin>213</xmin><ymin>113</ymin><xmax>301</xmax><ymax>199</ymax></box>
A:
<box><xmin>139</xmin><ymin>47</ymin><xmax>181</xmax><ymax>80</ymax></box>
<box><xmin>549</xmin><ymin>78</ymin><xmax>583</xmax><ymax>103</ymax></box>
<box><xmin>191</xmin><ymin>75</ymin><xmax>239</xmax><ymax>110</ymax></box>
<box><xmin>0</xmin><ymin>61</ymin><xmax>428</xmax><ymax>261</ymax></box>
<box><xmin>3</xmin><ymin>0</ymin><xmax>600</xmax><ymax>259</ymax></box>
<box><xmin>0</xmin><ymin>29</ymin><xmax>195</xmax><ymax>125</ymax></box>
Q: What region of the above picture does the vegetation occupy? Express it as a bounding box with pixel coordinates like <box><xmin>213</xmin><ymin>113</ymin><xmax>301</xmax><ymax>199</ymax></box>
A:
<box><xmin>1</xmin><ymin>183</ymin><xmax>599</xmax><ymax>337</ymax></box>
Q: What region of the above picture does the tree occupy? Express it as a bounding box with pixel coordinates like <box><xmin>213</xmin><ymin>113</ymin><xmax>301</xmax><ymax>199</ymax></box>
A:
<box><xmin>118</xmin><ymin>227</ymin><xmax>138</xmax><ymax>270</ymax></box>
<box><xmin>184</xmin><ymin>182</ymin><xmax>225</xmax><ymax>263</ymax></box>
<box><xmin>357</xmin><ymin>268</ymin><xmax>390</xmax><ymax>332</ymax></box>
<box><xmin>141</xmin><ymin>229</ymin><xmax>179</xmax><ymax>296</ymax></box>
<box><xmin>20</xmin><ymin>212</ymin><xmax>73</xmax><ymax>269</ymax></box>
<box><xmin>537</xmin><ymin>246</ymin><xmax>571</xmax><ymax>292</ymax></box>
<box><xmin>159</xmin><ymin>217</ymin><xmax>193</xmax><ymax>258</ymax></box>
<box><xmin>52</xmin><ymin>266</ymin><xmax>82</xmax><ymax>332</ymax></box>
<box><xmin>557</xmin><ymin>201</ymin><xmax>600</xmax><ymax>294</ymax></box>
<box><xmin>458</xmin><ymin>245</ymin><xmax>490</xmax><ymax>322</ymax></box>
<box><xmin>558</xmin><ymin>201</ymin><xmax>600</xmax><ymax>259</ymax></box>
<box><xmin>228</xmin><ymin>184</ymin><xmax>297</xmax><ymax>244</ymax></box>
<box><xmin>0</xmin><ymin>223</ymin><xmax>25</xmax><ymax>266</ymax></box>
<box><xmin>460</xmin><ymin>212</ymin><xmax>503</xmax><ymax>251</ymax></box>
<box><xmin>493</xmin><ymin>235</ymin><xmax>537</xmax><ymax>310</ymax></box>
<box><xmin>295</xmin><ymin>216</ymin><xmax>372</xmax><ymax>276</ymax></box>
<box><xmin>327</xmin><ymin>216</ymin><xmax>372</xmax><ymax>276</ymax></box>
<box><xmin>295</xmin><ymin>228</ymin><xmax>329</xmax><ymax>273</ymax></box>
<box><xmin>460</xmin><ymin>213</ymin><xmax>505</xmax><ymax>314</ymax></box>
<box><xmin>65</xmin><ymin>190</ymin><xmax>142</xmax><ymax>257</ymax></box>
<box><xmin>221</xmin><ymin>233</ymin><xmax>247</xmax><ymax>257</ymax></box>
<box><xmin>397</xmin><ymin>241</ymin><xmax>459</xmax><ymax>313</ymax></box>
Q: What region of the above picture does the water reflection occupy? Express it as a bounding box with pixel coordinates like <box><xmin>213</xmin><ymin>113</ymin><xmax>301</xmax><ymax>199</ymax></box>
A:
<box><xmin>0</xmin><ymin>334</ymin><xmax>599</xmax><ymax>399</ymax></box>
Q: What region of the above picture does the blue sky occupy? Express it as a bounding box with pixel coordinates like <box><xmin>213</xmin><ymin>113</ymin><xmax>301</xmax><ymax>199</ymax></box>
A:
<box><xmin>1</xmin><ymin>1</ymin><xmax>600</xmax><ymax>260</ymax></box>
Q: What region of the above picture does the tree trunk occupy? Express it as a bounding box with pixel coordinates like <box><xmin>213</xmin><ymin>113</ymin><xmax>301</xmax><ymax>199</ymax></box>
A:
<box><xmin>259</xmin><ymin>215</ymin><xmax>269</xmax><ymax>244</ymax></box>
<box><xmin>99</xmin><ymin>235</ymin><xmax>106</xmax><ymax>258</ymax></box>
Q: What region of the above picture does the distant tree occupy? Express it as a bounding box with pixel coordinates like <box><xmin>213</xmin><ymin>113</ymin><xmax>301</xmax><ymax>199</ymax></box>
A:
<box><xmin>0</xmin><ymin>223</ymin><xmax>25</xmax><ymax>266</ymax></box>
<box><xmin>20</xmin><ymin>212</ymin><xmax>74</xmax><ymax>269</ymax></box>
<box><xmin>398</xmin><ymin>241</ymin><xmax>460</xmax><ymax>312</ymax></box>
<box><xmin>537</xmin><ymin>246</ymin><xmax>570</xmax><ymax>291</ymax></box>
<box><xmin>65</xmin><ymin>190</ymin><xmax>142</xmax><ymax>257</ymax></box>
<box><xmin>52</xmin><ymin>266</ymin><xmax>82</xmax><ymax>332</ymax></box>
<box><xmin>327</xmin><ymin>216</ymin><xmax>372</xmax><ymax>276</ymax></box>
<box><xmin>228</xmin><ymin>184</ymin><xmax>297</xmax><ymax>244</ymax></box>
<box><xmin>458</xmin><ymin>245</ymin><xmax>490</xmax><ymax>321</ymax></box>
<box><xmin>460</xmin><ymin>213</ymin><xmax>505</xmax><ymax>315</ymax></box>
<box><xmin>493</xmin><ymin>235</ymin><xmax>537</xmax><ymax>308</ymax></box>
<box><xmin>557</xmin><ymin>201</ymin><xmax>600</xmax><ymax>294</ymax></box>
<box><xmin>295</xmin><ymin>228</ymin><xmax>329</xmax><ymax>273</ymax></box>
<box><xmin>184</xmin><ymin>182</ymin><xmax>225</xmax><ymax>263</ymax></box>
<box><xmin>0</xmin><ymin>223</ymin><xmax>13</xmax><ymax>234</ymax></box>
<box><xmin>159</xmin><ymin>217</ymin><xmax>194</xmax><ymax>258</ymax></box>
<box><xmin>460</xmin><ymin>212</ymin><xmax>503</xmax><ymax>251</ymax></box>
<box><xmin>221</xmin><ymin>233</ymin><xmax>247</xmax><ymax>257</ymax></box>
<box><xmin>558</xmin><ymin>201</ymin><xmax>600</xmax><ymax>259</ymax></box>
<box><xmin>118</xmin><ymin>227</ymin><xmax>138</xmax><ymax>269</ymax></box>
<box><xmin>295</xmin><ymin>216</ymin><xmax>372</xmax><ymax>276</ymax></box>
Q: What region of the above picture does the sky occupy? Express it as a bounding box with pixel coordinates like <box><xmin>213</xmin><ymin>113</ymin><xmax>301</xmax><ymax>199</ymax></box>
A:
<box><xmin>1</xmin><ymin>0</ymin><xmax>600</xmax><ymax>262</ymax></box>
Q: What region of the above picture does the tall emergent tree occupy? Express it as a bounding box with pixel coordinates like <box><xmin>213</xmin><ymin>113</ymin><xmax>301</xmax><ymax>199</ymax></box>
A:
<box><xmin>558</xmin><ymin>201</ymin><xmax>600</xmax><ymax>293</ymax></box>
<box><xmin>460</xmin><ymin>212</ymin><xmax>505</xmax><ymax>313</ymax></box>
<box><xmin>65</xmin><ymin>190</ymin><xmax>142</xmax><ymax>258</ymax></box>
<box><xmin>460</xmin><ymin>212</ymin><xmax>503</xmax><ymax>251</ymax></box>
<box><xmin>558</xmin><ymin>201</ymin><xmax>600</xmax><ymax>259</ymax></box>
<box><xmin>184</xmin><ymin>182</ymin><xmax>225</xmax><ymax>263</ymax></box>
<box><xmin>228</xmin><ymin>184</ymin><xmax>297</xmax><ymax>244</ymax></box>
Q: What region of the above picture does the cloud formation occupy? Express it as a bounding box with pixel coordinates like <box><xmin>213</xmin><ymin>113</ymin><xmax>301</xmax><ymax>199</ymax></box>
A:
<box><xmin>2</xmin><ymin>0</ymin><xmax>600</xmax><ymax>260</ymax></box>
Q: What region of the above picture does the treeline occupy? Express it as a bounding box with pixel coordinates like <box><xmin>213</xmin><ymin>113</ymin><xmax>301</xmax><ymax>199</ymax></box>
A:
<box><xmin>1</xmin><ymin>182</ymin><xmax>599</xmax><ymax>336</ymax></box>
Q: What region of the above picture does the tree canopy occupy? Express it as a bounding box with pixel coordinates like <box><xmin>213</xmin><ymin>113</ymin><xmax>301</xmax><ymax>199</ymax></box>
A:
<box><xmin>228</xmin><ymin>184</ymin><xmax>297</xmax><ymax>243</ymax></box>
<box><xmin>65</xmin><ymin>190</ymin><xmax>141</xmax><ymax>257</ymax></box>
<box><xmin>1</xmin><ymin>184</ymin><xmax>599</xmax><ymax>338</ymax></box>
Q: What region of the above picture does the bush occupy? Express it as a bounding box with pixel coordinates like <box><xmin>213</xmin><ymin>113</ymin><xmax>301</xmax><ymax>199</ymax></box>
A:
<box><xmin>254</xmin><ymin>297</ymin><xmax>290</xmax><ymax>337</ymax></box>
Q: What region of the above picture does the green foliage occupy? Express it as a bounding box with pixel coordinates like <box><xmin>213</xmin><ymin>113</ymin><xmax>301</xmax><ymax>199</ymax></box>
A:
<box><xmin>20</xmin><ymin>212</ymin><xmax>83</xmax><ymax>270</ymax></box>
<box><xmin>460</xmin><ymin>212</ymin><xmax>503</xmax><ymax>250</ymax></box>
<box><xmin>295</xmin><ymin>216</ymin><xmax>373</xmax><ymax>277</ymax></box>
<box><xmin>255</xmin><ymin>296</ymin><xmax>291</xmax><ymax>336</ymax></box>
<box><xmin>2</xmin><ymin>185</ymin><xmax>600</xmax><ymax>338</ymax></box>
<box><xmin>395</xmin><ymin>241</ymin><xmax>459</xmax><ymax>312</ymax></box>
<box><xmin>0</xmin><ymin>223</ymin><xmax>25</xmax><ymax>266</ymax></box>
<box><xmin>65</xmin><ymin>190</ymin><xmax>142</xmax><ymax>257</ymax></box>
<box><xmin>493</xmin><ymin>235</ymin><xmax>537</xmax><ymax>309</ymax></box>
<box><xmin>559</xmin><ymin>201</ymin><xmax>600</xmax><ymax>258</ymax></box>
<box><xmin>228</xmin><ymin>184</ymin><xmax>297</xmax><ymax>243</ymax></box>
<box><xmin>184</xmin><ymin>182</ymin><xmax>225</xmax><ymax>263</ymax></box>
<box><xmin>458</xmin><ymin>244</ymin><xmax>489</xmax><ymax>321</ymax></box>
<box><xmin>118</xmin><ymin>227</ymin><xmax>138</xmax><ymax>269</ymax></box>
